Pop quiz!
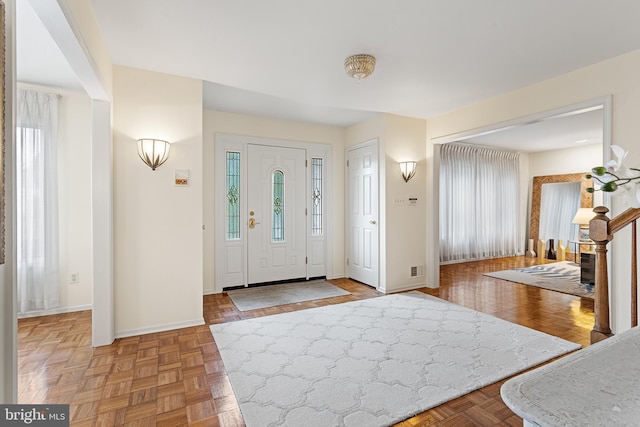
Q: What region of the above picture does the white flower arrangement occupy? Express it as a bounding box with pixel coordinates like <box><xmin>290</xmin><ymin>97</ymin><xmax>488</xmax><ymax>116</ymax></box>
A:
<box><xmin>587</xmin><ymin>145</ymin><xmax>640</xmax><ymax>208</ymax></box>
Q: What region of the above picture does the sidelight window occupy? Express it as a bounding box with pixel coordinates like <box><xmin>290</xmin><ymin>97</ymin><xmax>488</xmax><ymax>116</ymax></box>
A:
<box><xmin>226</xmin><ymin>152</ymin><xmax>240</xmax><ymax>240</ymax></box>
<box><xmin>311</xmin><ymin>158</ymin><xmax>323</xmax><ymax>236</ymax></box>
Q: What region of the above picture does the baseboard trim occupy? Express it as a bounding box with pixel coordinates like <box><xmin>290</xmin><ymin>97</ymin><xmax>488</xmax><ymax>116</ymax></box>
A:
<box><xmin>115</xmin><ymin>318</ymin><xmax>205</xmax><ymax>339</ymax></box>
<box><xmin>17</xmin><ymin>304</ymin><xmax>92</xmax><ymax>318</ymax></box>
<box><xmin>379</xmin><ymin>282</ymin><xmax>427</xmax><ymax>294</ymax></box>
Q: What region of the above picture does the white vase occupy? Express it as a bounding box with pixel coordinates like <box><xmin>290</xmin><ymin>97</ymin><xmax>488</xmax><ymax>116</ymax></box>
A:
<box><xmin>537</xmin><ymin>239</ymin><xmax>545</xmax><ymax>260</ymax></box>
<box><xmin>526</xmin><ymin>238</ymin><xmax>536</xmax><ymax>257</ymax></box>
<box><xmin>557</xmin><ymin>240</ymin><xmax>566</xmax><ymax>261</ymax></box>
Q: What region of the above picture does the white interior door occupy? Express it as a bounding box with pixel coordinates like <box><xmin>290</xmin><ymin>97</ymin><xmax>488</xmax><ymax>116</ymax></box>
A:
<box><xmin>247</xmin><ymin>145</ymin><xmax>307</xmax><ymax>284</ymax></box>
<box><xmin>347</xmin><ymin>143</ymin><xmax>379</xmax><ymax>288</ymax></box>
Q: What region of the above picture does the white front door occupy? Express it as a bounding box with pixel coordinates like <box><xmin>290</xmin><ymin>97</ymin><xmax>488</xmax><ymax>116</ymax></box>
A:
<box><xmin>247</xmin><ymin>144</ymin><xmax>307</xmax><ymax>284</ymax></box>
<box><xmin>347</xmin><ymin>143</ymin><xmax>379</xmax><ymax>288</ymax></box>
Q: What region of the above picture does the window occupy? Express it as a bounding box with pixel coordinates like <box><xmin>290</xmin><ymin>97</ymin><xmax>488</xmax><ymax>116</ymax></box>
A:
<box><xmin>16</xmin><ymin>89</ymin><xmax>60</xmax><ymax>313</ymax></box>
<box><xmin>311</xmin><ymin>158</ymin><xmax>323</xmax><ymax>236</ymax></box>
<box><xmin>226</xmin><ymin>152</ymin><xmax>240</xmax><ymax>240</ymax></box>
<box><xmin>272</xmin><ymin>170</ymin><xmax>285</xmax><ymax>242</ymax></box>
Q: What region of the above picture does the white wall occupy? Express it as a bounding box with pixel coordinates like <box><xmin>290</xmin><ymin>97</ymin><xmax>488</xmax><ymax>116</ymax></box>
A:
<box><xmin>113</xmin><ymin>66</ymin><xmax>203</xmax><ymax>336</ymax></box>
<box><xmin>57</xmin><ymin>89</ymin><xmax>93</xmax><ymax>310</ymax></box>
<box><xmin>529</xmin><ymin>143</ymin><xmax>602</xmax><ymax>177</ymax></box>
<box><xmin>426</xmin><ymin>49</ymin><xmax>640</xmax><ymax>334</ymax></box>
<box><xmin>202</xmin><ymin>109</ymin><xmax>346</xmax><ymax>293</ymax></box>
<box><xmin>382</xmin><ymin>114</ymin><xmax>428</xmax><ymax>291</ymax></box>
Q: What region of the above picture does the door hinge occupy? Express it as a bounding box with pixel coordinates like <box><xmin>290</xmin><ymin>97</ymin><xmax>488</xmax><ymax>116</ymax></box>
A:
<box><xmin>305</xmin><ymin>208</ymin><xmax>307</xmax><ymax>216</ymax></box>
<box><xmin>305</xmin><ymin>159</ymin><xmax>308</xmax><ymax>167</ymax></box>
<box><xmin>347</xmin><ymin>258</ymin><xmax>350</xmax><ymax>266</ymax></box>
<box><xmin>305</xmin><ymin>257</ymin><xmax>308</xmax><ymax>264</ymax></box>
<box><xmin>347</xmin><ymin>160</ymin><xmax>349</xmax><ymax>167</ymax></box>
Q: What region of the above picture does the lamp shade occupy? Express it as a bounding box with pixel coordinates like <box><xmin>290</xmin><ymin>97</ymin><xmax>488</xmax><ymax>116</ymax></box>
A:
<box><xmin>399</xmin><ymin>161</ymin><xmax>417</xmax><ymax>182</ymax></box>
<box><xmin>137</xmin><ymin>138</ymin><xmax>170</xmax><ymax>170</ymax></box>
<box><xmin>572</xmin><ymin>207</ymin><xmax>596</xmax><ymax>225</ymax></box>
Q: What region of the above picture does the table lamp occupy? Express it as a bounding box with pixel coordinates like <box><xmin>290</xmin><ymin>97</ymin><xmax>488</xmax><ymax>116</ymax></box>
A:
<box><xmin>572</xmin><ymin>207</ymin><xmax>596</xmax><ymax>242</ymax></box>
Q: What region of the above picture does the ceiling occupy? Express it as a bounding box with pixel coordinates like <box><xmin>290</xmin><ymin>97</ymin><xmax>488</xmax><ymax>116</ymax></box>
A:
<box><xmin>457</xmin><ymin>107</ymin><xmax>604</xmax><ymax>152</ymax></box>
<box><xmin>17</xmin><ymin>0</ymin><xmax>630</xmax><ymax>148</ymax></box>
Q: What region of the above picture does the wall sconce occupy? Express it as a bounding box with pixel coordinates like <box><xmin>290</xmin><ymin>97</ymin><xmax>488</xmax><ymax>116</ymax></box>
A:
<box><xmin>137</xmin><ymin>138</ymin><xmax>170</xmax><ymax>170</ymax></box>
<box><xmin>399</xmin><ymin>161</ymin><xmax>417</xmax><ymax>182</ymax></box>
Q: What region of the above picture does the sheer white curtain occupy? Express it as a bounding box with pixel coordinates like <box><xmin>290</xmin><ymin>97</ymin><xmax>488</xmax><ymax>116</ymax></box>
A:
<box><xmin>439</xmin><ymin>143</ymin><xmax>521</xmax><ymax>262</ymax></box>
<box><xmin>16</xmin><ymin>89</ymin><xmax>60</xmax><ymax>313</ymax></box>
<box><xmin>538</xmin><ymin>182</ymin><xmax>581</xmax><ymax>244</ymax></box>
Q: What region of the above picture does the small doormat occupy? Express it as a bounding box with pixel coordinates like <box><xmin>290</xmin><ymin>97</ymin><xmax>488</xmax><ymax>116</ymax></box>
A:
<box><xmin>226</xmin><ymin>280</ymin><xmax>350</xmax><ymax>311</ymax></box>
<box><xmin>484</xmin><ymin>261</ymin><xmax>593</xmax><ymax>299</ymax></box>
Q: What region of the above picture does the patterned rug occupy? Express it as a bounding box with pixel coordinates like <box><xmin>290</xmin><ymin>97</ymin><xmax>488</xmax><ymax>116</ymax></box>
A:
<box><xmin>484</xmin><ymin>261</ymin><xmax>593</xmax><ymax>299</ymax></box>
<box><xmin>226</xmin><ymin>280</ymin><xmax>350</xmax><ymax>311</ymax></box>
<box><xmin>210</xmin><ymin>292</ymin><xmax>580</xmax><ymax>427</ymax></box>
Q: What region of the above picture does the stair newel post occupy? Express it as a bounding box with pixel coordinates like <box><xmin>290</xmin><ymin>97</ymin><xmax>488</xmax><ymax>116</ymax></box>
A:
<box><xmin>589</xmin><ymin>206</ymin><xmax>614</xmax><ymax>343</ymax></box>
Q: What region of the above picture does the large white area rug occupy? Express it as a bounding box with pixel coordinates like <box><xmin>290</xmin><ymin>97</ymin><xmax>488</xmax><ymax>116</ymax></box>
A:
<box><xmin>227</xmin><ymin>280</ymin><xmax>350</xmax><ymax>311</ymax></box>
<box><xmin>484</xmin><ymin>261</ymin><xmax>593</xmax><ymax>299</ymax></box>
<box><xmin>210</xmin><ymin>291</ymin><xmax>580</xmax><ymax>427</ymax></box>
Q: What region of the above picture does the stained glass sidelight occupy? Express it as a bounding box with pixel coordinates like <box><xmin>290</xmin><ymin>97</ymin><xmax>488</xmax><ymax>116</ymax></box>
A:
<box><xmin>311</xmin><ymin>158</ymin><xmax>323</xmax><ymax>236</ymax></box>
<box><xmin>272</xmin><ymin>170</ymin><xmax>285</xmax><ymax>242</ymax></box>
<box><xmin>226</xmin><ymin>152</ymin><xmax>240</xmax><ymax>240</ymax></box>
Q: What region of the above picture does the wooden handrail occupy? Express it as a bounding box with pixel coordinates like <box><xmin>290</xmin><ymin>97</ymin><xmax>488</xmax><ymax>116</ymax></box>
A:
<box><xmin>608</xmin><ymin>207</ymin><xmax>640</xmax><ymax>234</ymax></box>
<box><xmin>589</xmin><ymin>206</ymin><xmax>640</xmax><ymax>344</ymax></box>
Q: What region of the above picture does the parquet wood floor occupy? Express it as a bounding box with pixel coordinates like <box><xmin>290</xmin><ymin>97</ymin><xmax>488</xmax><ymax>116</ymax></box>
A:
<box><xmin>17</xmin><ymin>256</ymin><xmax>593</xmax><ymax>426</ymax></box>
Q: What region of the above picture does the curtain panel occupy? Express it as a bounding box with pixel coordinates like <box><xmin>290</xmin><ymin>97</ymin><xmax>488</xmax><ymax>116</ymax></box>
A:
<box><xmin>16</xmin><ymin>89</ymin><xmax>60</xmax><ymax>313</ymax></box>
<box><xmin>439</xmin><ymin>143</ymin><xmax>521</xmax><ymax>263</ymax></box>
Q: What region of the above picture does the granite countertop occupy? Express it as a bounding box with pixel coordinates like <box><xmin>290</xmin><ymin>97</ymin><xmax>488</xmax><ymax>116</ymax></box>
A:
<box><xmin>501</xmin><ymin>326</ymin><xmax>640</xmax><ymax>427</ymax></box>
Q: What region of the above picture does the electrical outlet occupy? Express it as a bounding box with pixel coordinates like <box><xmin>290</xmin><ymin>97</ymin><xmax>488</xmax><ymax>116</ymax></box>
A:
<box><xmin>70</xmin><ymin>273</ymin><xmax>79</xmax><ymax>284</ymax></box>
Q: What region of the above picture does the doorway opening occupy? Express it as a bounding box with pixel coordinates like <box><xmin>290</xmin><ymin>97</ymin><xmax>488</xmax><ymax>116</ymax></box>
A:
<box><xmin>431</xmin><ymin>97</ymin><xmax>611</xmax><ymax>284</ymax></box>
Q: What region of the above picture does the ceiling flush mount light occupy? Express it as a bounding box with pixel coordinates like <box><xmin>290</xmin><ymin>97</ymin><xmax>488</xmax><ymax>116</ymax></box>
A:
<box><xmin>344</xmin><ymin>54</ymin><xmax>376</xmax><ymax>80</ymax></box>
<box><xmin>399</xmin><ymin>161</ymin><xmax>417</xmax><ymax>183</ymax></box>
<box><xmin>138</xmin><ymin>138</ymin><xmax>171</xmax><ymax>171</ymax></box>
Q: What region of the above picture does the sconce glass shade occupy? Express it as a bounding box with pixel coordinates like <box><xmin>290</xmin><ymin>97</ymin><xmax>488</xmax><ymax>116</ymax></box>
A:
<box><xmin>399</xmin><ymin>161</ymin><xmax>417</xmax><ymax>182</ymax></box>
<box><xmin>137</xmin><ymin>138</ymin><xmax>170</xmax><ymax>170</ymax></box>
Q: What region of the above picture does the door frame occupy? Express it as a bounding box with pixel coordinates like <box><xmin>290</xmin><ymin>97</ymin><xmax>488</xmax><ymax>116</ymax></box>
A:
<box><xmin>214</xmin><ymin>134</ymin><xmax>333</xmax><ymax>292</ymax></box>
<box><xmin>345</xmin><ymin>139</ymin><xmax>380</xmax><ymax>290</ymax></box>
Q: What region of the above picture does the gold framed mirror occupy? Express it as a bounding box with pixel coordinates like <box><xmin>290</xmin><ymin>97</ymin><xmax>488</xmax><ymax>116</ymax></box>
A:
<box><xmin>529</xmin><ymin>172</ymin><xmax>593</xmax><ymax>246</ymax></box>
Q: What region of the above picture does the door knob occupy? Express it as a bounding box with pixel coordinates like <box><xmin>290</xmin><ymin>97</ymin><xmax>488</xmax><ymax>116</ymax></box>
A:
<box><xmin>370</xmin><ymin>220</ymin><xmax>377</xmax><ymax>225</ymax></box>
<box><xmin>249</xmin><ymin>218</ymin><xmax>256</xmax><ymax>228</ymax></box>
